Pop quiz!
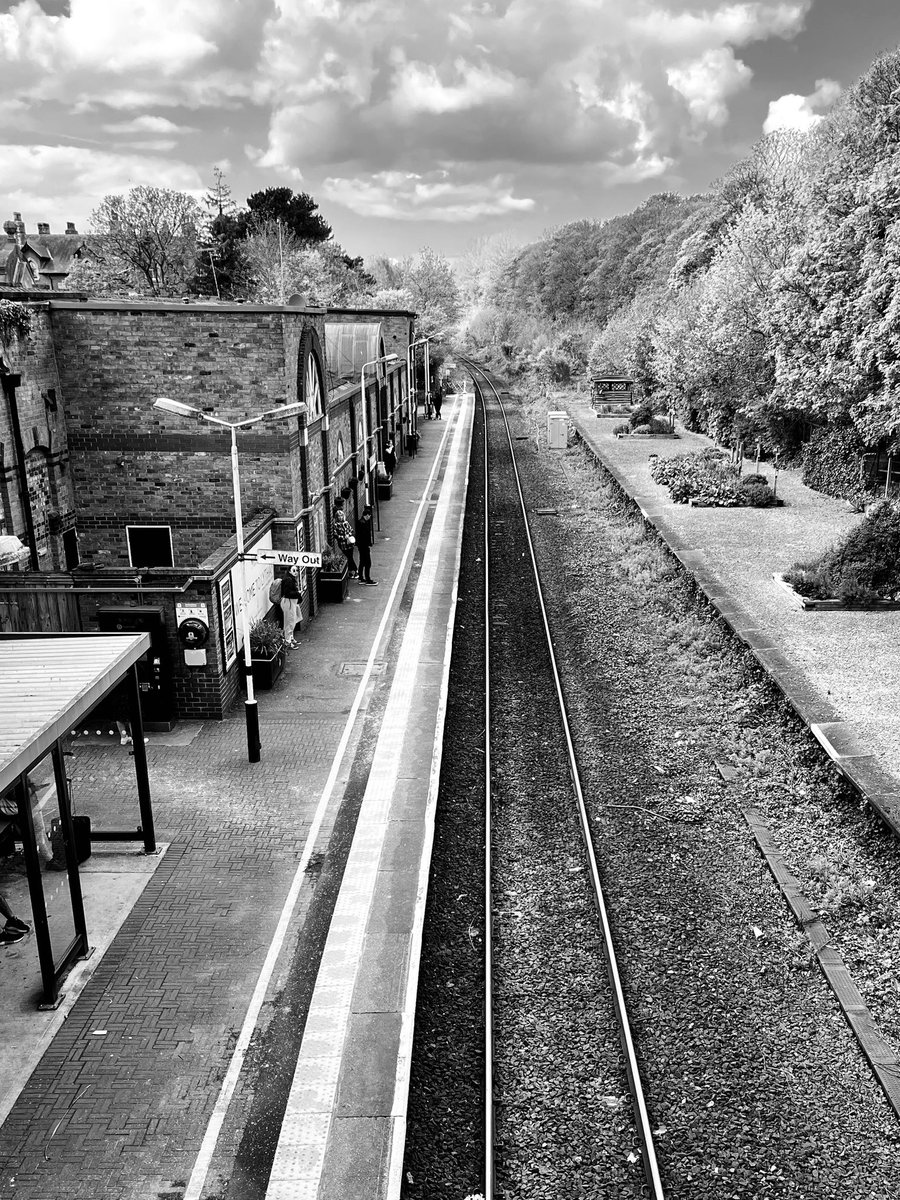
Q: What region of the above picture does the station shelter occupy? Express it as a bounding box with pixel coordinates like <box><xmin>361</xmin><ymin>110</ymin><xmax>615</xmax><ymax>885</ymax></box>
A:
<box><xmin>0</xmin><ymin>632</ymin><xmax>157</xmax><ymax>1008</ymax></box>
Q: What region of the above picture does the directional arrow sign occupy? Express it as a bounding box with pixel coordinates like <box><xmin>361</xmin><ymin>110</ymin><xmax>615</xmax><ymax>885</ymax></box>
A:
<box><xmin>246</xmin><ymin>549</ymin><xmax>323</xmax><ymax>568</ymax></box>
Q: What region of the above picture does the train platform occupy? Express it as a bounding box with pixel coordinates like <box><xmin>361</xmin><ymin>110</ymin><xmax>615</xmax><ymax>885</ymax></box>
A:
<box><xmin>567</xmin><ymin>397</ymin><xmax>900</xmax><ymax>829</ymax></box>
<box><xmin>0</xmin><ymin>393</ymin><xmax>474</xmax><ymax>1200</ymax></box>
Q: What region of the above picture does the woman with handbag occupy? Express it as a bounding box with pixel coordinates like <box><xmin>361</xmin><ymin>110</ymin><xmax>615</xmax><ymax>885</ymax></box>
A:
<box><xmin>333</xmin><ymin>497</ymin><xmax>357</xmax><ymax>577</ymax></box>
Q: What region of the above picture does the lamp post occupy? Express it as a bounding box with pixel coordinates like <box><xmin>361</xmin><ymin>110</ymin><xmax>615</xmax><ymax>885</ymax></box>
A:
<box><xmin>153</xmin><ymin>396</ymin><xmax>305</xmax><ymax>763</ymax></box>
<box><xmin>406</xmin><ymin>336</ymin><xmax>432</xmax><ymax>447</ymax></box>
<box><xmin>359</xmin><ymin>353</ymin><xmax>399</xmax><ymax>507</ymax></box>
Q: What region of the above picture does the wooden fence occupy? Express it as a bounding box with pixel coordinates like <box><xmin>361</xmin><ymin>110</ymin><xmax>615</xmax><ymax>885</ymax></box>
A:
<box><xmin>0</xmin><ymin>588</ymin><xmax>82</xmax><ymax>633</ymax></box>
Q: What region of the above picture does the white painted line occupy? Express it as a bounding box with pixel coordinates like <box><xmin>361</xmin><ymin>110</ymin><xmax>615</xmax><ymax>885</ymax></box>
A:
<box><xmin>182</xmin><ymin>415</ymin><xmax>458</xmax><ymax>1200</ymax></box>
<box><xmin>265</xmin><ymin>397</ymin><xmax>473</xmax><ymax>1197</ymax></box>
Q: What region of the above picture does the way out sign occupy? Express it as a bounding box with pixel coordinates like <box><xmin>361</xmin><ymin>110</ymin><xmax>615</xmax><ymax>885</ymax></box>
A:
<box><xmin>247</xmin><ymin>548</ymin><xmax>323</xmax><ymax>569</ymax></box>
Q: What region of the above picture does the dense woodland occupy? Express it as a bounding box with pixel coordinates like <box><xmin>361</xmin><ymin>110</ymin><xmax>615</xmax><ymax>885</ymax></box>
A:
<box><xmin>460</xmin><ymin>49</ymin><xmax>900</xmax><ymax>495</ymax></box>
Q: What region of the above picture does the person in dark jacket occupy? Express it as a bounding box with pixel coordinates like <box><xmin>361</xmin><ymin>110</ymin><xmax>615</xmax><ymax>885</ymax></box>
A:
<box><xmin>280</xmin><ymin>567</ymin><xmax>302</xmax><ymax>647</ymax></box>
<box><xmin>432</xmin><ymin>387</ymin><xmax>443</xmax><ymax>419</ymax></box>
<box><xmin>355</xmin><ymin>505</ymin><xmax>377</xmax><ymax>584</ymax></box>
<box><xmin>383</xmin><ymin>439</ymin><xmax>396</xmax><ymax>477</ymax></box>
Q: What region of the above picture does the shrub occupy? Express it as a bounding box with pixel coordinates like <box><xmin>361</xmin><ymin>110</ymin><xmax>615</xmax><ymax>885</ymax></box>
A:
<box><xmin>249</xmin><ymin>618</ymin><xmax>285</xmax><ymax>657</ymax></box>
<box><xmin>737</xmin><ymin>479</ymin><xmax>778</xmax><ymax>507</ymax></box>
<box><xmin>649</xmin><ymin>415</ymin><xmax>671</xmax><ymax>434</ymax></box>
<box><xmin>632</xmin><ymin>423</ymin><xmax>652</xmax><ymax>434</ymax></box>
<box><xmin>785</xmin><ymin>500</ymin><xmax>900</xmax><ymax>601</ymax></box>
<box><xmin>613</xmin><ymin>422</ymin><xmax>630</xmax><ymax>435</ymax></box>
<box><xmin>651</xmin><ymin>449</ymin><xmax>741</xmax><ymax>505</ymax></box>
<box><xmin>802</xmin><ymin>424</ymin><xmax>868</xmax><ymax>499</ymax></box>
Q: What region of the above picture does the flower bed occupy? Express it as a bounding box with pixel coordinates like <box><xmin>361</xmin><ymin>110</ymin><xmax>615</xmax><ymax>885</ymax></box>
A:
<box><xmin>782</xmin><ymin>499</ymin><xmax>900</xmax><ymax>606</ymax></box>
<box><xmin>650</xmin><ymin>449</ymin><xmax>780</xmax><ymax>507</ymax></box>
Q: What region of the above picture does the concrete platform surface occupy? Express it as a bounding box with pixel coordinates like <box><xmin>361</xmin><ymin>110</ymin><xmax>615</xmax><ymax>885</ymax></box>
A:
<box><xmin>0</xmin><ymin>395</ymin><xmax>473</xmax><ymax>1200</ymax></box>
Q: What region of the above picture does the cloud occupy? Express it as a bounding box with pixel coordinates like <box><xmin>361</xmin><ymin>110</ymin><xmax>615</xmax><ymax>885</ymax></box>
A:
<box><xmin>0</xmin><ymin>0</ymin><xmax>817</xmax><ymax>230</ymax></box>
<box><xmin>0</xmin><ymin>0</ymin><xmax>275</xmax><ymax>107</ymax></box>
<box><xmin>0</xmin><ymin>142</ymin><xmax>204</xmax><ymax>225</ymax></box>
<box><xmin>763</xmin><ymin>77</ymin><xmax>842</xmax><ymax>133</ymax></box>
<box><xmin>101</xmin><ymin>116</ymin><xmax>199</xmax><ymax>136</ymax></box>
<box><xmin>667</xmin><ymin>47</ymin><xmax>753</xmax><ymax>128</ymax></box>
<box><xmin>321</xmin><ymin>170</ymin><xmax>536</xmax><ymax>222</ymax></box>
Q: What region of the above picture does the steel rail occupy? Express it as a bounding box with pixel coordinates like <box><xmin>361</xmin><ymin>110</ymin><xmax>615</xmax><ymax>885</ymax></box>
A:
<box><xmin>477</xmin><ymin>377</ymin><xmax>497</xmax><ymax>1200</ymax></box>
<box><xmin>461</xmin><ymin>356</ymin><xmax>666</xmax><ymax>1200</ymax></box>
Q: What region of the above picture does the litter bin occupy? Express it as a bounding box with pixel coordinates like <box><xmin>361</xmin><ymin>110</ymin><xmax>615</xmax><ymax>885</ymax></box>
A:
<box><xmin>547</xmin><ymin>411</ymin><xmax>569</xmax><ymax>449</ymax></box>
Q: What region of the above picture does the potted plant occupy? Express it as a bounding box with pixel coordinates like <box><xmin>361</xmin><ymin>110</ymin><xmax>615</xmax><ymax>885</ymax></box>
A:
<box><xmin>248</xmin><ymin>618</ymin><xmax>286</xmax><ymax>689</ymax></box>
<box><xmin>375</xmin><ymin>460</ymin><xmax>393</xmax><ymax>501</ymax></box>
<box><xmin>317</xmin><ymin>543</ymin><xmax>350</xmax><ymax>603</ymax></box>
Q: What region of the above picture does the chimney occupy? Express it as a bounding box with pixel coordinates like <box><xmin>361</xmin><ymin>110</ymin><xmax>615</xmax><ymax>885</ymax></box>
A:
<box><xmin>66</xmin><ymin>222</ymin><xmax>78</xmax><ymax>235</ymax></box>
<box><xmin>3</xmin><ymin>217</ymin><xmax>16</xmax><ymax>243</ymax></box>
<box><xmin>37</xmin><ymin>222</ymin><xmax>50</xmax><ymax>236</ymax></box>
<box><xmin>13</xmin><ymin>212</ymin><xmax>25</xmax><ymax>247</ymax></box>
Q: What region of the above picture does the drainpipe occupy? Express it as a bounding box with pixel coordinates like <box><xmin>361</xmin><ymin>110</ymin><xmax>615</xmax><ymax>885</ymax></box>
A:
<box><xmin>0</xmin><ymin>366</ymin><xmax>39</xmax><ymax>570</ymax></box>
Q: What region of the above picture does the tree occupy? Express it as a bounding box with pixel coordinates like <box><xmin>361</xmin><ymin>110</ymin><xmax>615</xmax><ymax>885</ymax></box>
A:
<box><xmin>79</xmin><ymin>185</ymin><xmax>204</xmax><ymax>296</ymax></box>
<box><xmin>244</xmin><ymin>187</ymin><xmax>332</xmax><ymax>243</ymax></box>
<box><xmin>401</xmin><ymin>248</ymin><xmax>461</xmax><ymax>341</ymax></box>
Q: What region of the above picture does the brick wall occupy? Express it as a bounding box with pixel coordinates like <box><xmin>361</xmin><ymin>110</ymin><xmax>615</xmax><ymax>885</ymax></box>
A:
<box><xmin>50</xmin><ymin>302</ymin><xmax>323</xmax><ymax>567</ymax></box>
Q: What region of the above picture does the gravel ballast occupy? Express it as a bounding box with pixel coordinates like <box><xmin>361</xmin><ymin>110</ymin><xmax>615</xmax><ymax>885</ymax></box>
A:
<box><xmin>402</xmin><ymin>379</ymin><xmax>900</xmax><ymax>1199</ymax></box>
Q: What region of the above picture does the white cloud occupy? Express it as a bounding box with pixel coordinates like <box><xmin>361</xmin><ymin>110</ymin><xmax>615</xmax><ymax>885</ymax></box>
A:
<box><xmin>0</xmin><ymin>142</ymin><xmax>204</xmax><ymax>226</ymax></box>
<box><xmin>763</xmin><ymin>77</ymin><xmax>841</xmax><ymax>133</ymax></box>
<box><xmin>630</xmin><ymin>1</ymin><xmax>812</xmax><ymax>50</ymax></box>
<box><xmin>390</xmin><ymin>56</ymin><xmax>517</xmax><ymax>117</ymax></box>
<box><xmin>668</xmin><ymin>47</ymin><xmax>753</xmax><ymax>128</ymax></box>
<box><xmin>102</xmin><ymin>116</ymin><xmax>199</xmax><ymax>135</ymax></box>
<box><xmin>321</xmin><ymin>170</ymin><xmax>535</xmax><ymax>222</ymax></box>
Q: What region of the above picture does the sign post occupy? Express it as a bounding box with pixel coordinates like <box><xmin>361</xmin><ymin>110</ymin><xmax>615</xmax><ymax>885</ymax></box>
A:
<box><xmin>244</xmin><ymin>549</ymin><xmax>322</xmax><ymax>569</ymax></box>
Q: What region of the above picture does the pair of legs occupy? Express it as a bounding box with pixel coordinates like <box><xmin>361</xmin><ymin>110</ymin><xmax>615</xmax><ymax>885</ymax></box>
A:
<box><xmin>357</xmin><ymin>547</ymin><xmax>376</xmax><ymax>584</ymax></box>
<box><xmin>280</xmin><ymin>596</ymin><xmax>301</xmax><ymax>647</ymax></box>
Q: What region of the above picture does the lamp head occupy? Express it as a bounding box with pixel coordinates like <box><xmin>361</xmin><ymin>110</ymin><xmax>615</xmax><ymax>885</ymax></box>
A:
<box><xmin>153</xmin><ymin>397</ymin><xmax>197</xmax><ymax>417</ymax></box>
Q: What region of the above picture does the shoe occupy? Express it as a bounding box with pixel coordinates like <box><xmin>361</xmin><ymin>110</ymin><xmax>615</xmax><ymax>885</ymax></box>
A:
<box><xmin>0</xmin><ymin>926</ymin><xmax>27</xmax><ymax>943</ymax></box>
<box><xmin>5</xmin><ymin>918</ymin><xmax>30</xmax><ymax>935</ymax></box>
<box><xmin>120</xmin><ymin>734</ymin><xmax>132</xmax><ymax>745</ymax></box>
<box><xmin>367</xmin><ymin>580</ymin><xmax>379</xmax><ymax>586</ymax></box>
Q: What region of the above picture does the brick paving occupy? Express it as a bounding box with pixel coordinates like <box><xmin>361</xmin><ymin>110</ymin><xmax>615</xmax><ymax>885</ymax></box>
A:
<box><xmin>0</xmin><ymin>421</ymin><xmax>451</xmax><ymax>1200</ymax></box>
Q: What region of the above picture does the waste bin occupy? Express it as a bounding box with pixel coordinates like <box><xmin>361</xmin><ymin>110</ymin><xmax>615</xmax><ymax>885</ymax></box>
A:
<box><xmin>547</xmin><ymin>411</ymin><xmax>569</xmax><ymax>449</ymax></box>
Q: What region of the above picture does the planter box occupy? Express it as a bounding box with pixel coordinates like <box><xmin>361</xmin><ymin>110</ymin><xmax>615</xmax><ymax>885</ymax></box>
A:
<box><xmin>773</xmin><ymin>573</ymin><xmax>900</xmax><ymax>611</ymax></box>
<box><xmin>250</xmin><ymin>648</ymin><xmax>285</xmax><ymax>689</ymax></box>
<box><xmin>377</xmin><ymin>478</ymin><xmax>393</xmax><ymax>502</ymax></box>
<box><xmin>317</xmin><ymin>567</ymin><xmax>350</xmax><ymax>604</ymax></box>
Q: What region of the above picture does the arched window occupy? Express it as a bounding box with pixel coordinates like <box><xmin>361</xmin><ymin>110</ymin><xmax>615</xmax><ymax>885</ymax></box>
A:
<box><xmin>336</xmin><ymin>434</ymin><xmax>345</xmax><ymax>465</ymax></box>
<box><xmin>299</xmin><ymin>327</ymin><xmax>325</xmax><ymax>420</ymax></box>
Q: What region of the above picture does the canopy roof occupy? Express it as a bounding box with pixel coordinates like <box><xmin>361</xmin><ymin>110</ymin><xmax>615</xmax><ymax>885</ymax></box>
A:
<box><xmin>324</xmin><ymin>321</ymin><xmax>384</xmax><ymax>391</ymax></box>
<box><xmin>0</xmin><ymin>633</ymin><xmax>150</xmax><ymax>793</ymax></box>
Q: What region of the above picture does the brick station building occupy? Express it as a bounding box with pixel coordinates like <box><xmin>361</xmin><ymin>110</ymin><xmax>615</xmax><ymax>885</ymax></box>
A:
<box><xmin>0</xmin><ymin>294</ymin><xmax>416</xmax><ymax>721</ymax></box>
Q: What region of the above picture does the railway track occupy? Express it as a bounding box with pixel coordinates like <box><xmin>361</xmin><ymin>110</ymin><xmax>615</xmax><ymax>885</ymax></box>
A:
<box><xmin>467</xmin><ymin>357</ymin><xmax>665</xmax><ymax>1200</ymax></box>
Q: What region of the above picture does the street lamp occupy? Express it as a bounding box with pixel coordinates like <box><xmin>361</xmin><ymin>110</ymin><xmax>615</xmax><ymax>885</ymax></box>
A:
<box><xmin>359</xmin><ymin>354</ymin><xmax>399</xmax><ymax>506</ymax></box>
<box><xmin>407</xmin><ymin>336</ymin><xmax>432</xmax><ymax>439</ymax></box>
<box><xmin>153</xmin><ymin>396</ymin><xmax>305</xmax><ymax>763</ymax></box>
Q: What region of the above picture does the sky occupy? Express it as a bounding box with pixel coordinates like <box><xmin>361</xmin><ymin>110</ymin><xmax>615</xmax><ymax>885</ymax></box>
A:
<box><xmin>1</xmin><ymin>0</ymin><xmax>899</xmax><ymax>264</ymax></box>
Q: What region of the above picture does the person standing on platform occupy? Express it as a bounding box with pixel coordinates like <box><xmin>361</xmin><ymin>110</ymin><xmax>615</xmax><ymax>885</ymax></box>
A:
<box><xmin>355</xmin><ymin>504</ymin><xmax>377</xmax><ymax>585</ymax></box>
<box><xmin>280</xmin><ymin>567</ymin><xmax>302</xmax><ymax>647</ymax></box>
<box><xmin>432</xmin><ymin>387</ymin><xmax>443</xmax><ymax>420</ymax></box>
<box><xmin>333</xmin><ymin>497</ymin><xmax>357</xmax><ymax>577</ymax></box>
<box><xmin>383</xmin><ymin>439</ymin><xmax>396</xmax><ymax>478</ymax></box>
